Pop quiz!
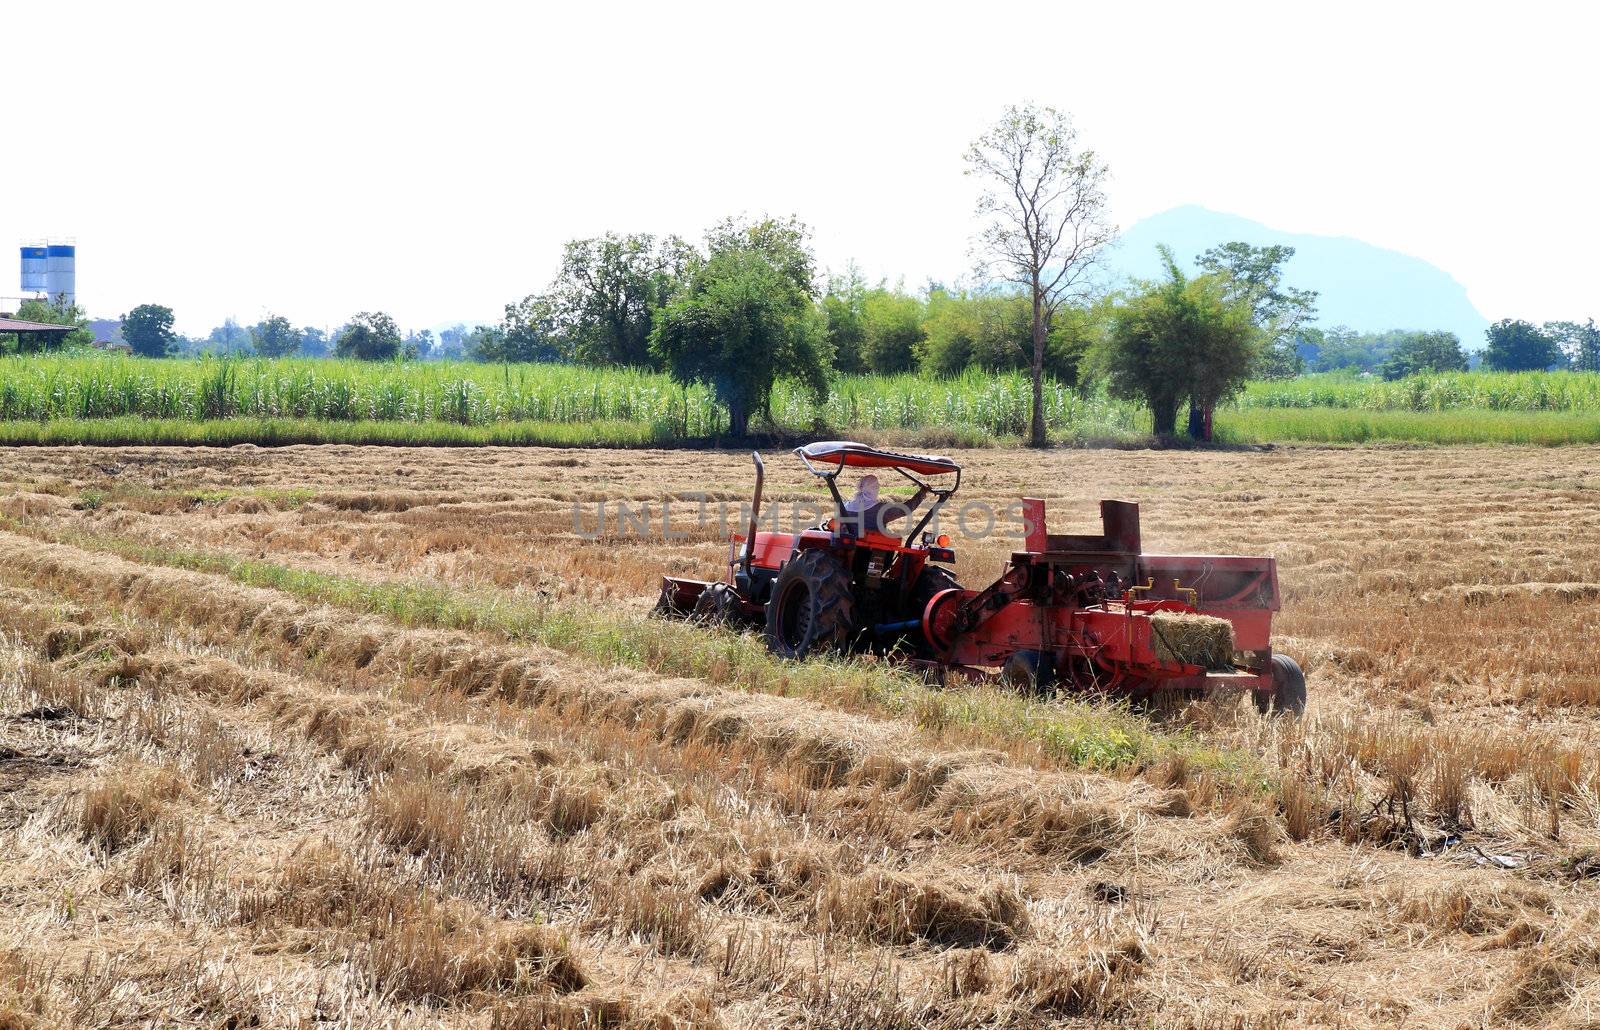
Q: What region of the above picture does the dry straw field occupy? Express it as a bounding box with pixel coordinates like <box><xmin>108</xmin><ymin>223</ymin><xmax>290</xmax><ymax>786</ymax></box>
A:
<box><xmin>3</xmin><ymin>441</ymin><xmax>1600</xmax><ymax>1028</ymax></box>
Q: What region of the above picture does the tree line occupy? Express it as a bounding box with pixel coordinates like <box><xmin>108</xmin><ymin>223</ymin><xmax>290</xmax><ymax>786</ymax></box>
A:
<box><xmin>0</xmin><ymin>297</ymin><xmax>447</xmax><ymax>362</ymax></box>
<box><xmin>4</xmin><ymin>104</ymin><xmax>1595</xmax><ymax>443</ymax></box>
<box><xmin>1299</xmin><ymin>320</ymin><xmax>1598</xmax><ymax>378</ymax></box>
<box><xmin>121</xmin><ymin>309</ymin><xmax>441</xmax><ymax>362</ymax></box>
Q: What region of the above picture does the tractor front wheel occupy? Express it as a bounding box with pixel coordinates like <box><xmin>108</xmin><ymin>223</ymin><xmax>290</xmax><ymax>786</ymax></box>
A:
<box><xmin>692</xmin><ymin>582</ymin><xmax>740</xmax><ymax>627</ymax></box>
<box><xmin>765</xmin><ymin>550</ymin><xmax>855</xmax><ymax>659</ymax></box>
<box><xmin>1254</xmin><ymin>654</ymin><xmax>1306</xmax><ymax>717</ymax></box>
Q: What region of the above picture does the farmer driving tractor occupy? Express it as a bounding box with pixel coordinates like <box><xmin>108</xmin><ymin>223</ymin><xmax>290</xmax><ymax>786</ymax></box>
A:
<box><xmin>840</xmin><ymin>474</ymin><xmax>928</xmax><ymax>536</ymax></box>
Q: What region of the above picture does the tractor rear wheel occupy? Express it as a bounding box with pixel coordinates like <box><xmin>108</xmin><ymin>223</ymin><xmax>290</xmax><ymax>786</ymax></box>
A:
<box><xmin>1254</xmin><ymin>654</ymin><xmax>1306</xmax><ymax>717</ymax></box>
<box><xmin>765</xmin><ymin>550</ymin><xmax>855</xmax><ymax>659</ymax></box>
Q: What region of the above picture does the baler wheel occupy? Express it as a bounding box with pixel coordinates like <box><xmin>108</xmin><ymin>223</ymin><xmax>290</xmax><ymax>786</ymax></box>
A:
<box><xmin>765</xmin><ymin>550</ymin><xmax>854</xmax><ymax>659</ymax></box>
<box><xmin>910</xmin><ymin>565</ymin><xmax>962</xmax><ymax>656</ymax></box>
<box><xmin>1254</xmin><ymin>654</ymin><xmax>1306</xmax><ymax>717</ymax></box>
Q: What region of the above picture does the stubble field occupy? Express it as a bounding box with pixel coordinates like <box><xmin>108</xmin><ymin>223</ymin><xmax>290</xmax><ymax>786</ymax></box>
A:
<box><xmin>2</xmin><ymin>442</ymin><xmax>1600</xmax><ymax>1029</ymax></box>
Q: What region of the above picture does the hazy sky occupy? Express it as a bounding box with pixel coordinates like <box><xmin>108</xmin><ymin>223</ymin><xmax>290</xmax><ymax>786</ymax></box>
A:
<box><xmin>3</xmin><ymin>0</ymin><xmax>1594</xmax><ymax>335</ymax></box>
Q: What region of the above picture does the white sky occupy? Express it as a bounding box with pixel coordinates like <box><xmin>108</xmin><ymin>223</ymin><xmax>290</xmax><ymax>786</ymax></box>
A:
<box><xmin>2</xmin><ymin>0</ymin><xmax>1594</xmax><ymax>336</ymax></box>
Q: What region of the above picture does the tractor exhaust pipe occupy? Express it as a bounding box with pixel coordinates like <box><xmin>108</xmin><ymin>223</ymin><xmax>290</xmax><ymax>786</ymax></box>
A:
<box><xmin>742</xmin><ymin>451</ymin><xmax>764</xmax><ymax>578</ymax></box>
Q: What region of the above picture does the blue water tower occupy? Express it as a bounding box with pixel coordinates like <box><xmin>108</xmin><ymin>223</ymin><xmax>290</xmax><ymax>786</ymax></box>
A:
<box><xmin>44</xmin><ymin>244</ymin><xmax>75</xmax><ymax>305</ymax></box>
<box><xmin>19</xmin><ymin>246</ymin><xmax>47</xmax><ymax>294</ymax></box>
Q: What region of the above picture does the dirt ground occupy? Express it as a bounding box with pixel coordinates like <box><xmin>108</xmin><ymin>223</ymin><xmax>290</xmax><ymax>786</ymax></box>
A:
<box><xmin>2</xmin><ymin>442</ymin><xmax>1599</xmax><ymax>1028</ymax></box>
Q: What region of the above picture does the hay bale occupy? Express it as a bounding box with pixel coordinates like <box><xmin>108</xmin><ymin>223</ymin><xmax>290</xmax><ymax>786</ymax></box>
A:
<box><xmin>1148</xmin><ymin>612</ymin><xmax>1235</xmax><ymax>670</ymax></box>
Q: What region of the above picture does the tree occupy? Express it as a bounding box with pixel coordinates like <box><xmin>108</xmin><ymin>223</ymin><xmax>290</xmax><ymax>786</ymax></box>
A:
<box><xmin>1578</xmin><ymin>322</ymin><xmax>1600</xmax><ymax>373</ymax></box>
<box><xmin>203</xmin><ymin>318</ymin><xmax>250</xmax><ymax>354</ymax></box>
<box><xmin>705</xmin><ymin>215</ymin><xmax>816</xmax><ymax>299</ymax></box>
<box><xmin>1293</xmin><ymin>325</ymin><xmax>1326</xmax><ymax>369</ymax></box>
<box><xmin>299</xmin><ymin>326</ymin><xmax>329</xmax><ymax>357</ymax></box>
<box><xmin>403</xmin><ymin>329</ymin><xmax>434</xmax><ymax>360</ymax></box>
<box><xmin>435</xmin><ymin>324</ymin><xmax>469</xmax><ymax>360</ymax></box>
<box><xmin>1483</xmin><ymin>319</ymin><xmax>1561</xmax><ymax>371</ymax></box>
<box><xmin>918</xmin><ymin>290</ymin><xmax>982</xmax><ymax>375</ymax></box>
<box><xmin>1304</xmin><ymin>327</ymin><xmax>1428</xmax><ymax>374</ymax></box>
<box><xmin>860</xmin><ymin>286</ymin><xmax>923</xmax><ymax>374</ymax></box>
<box><xmin>251</xmin><ymin>314</ymin><xmax>300</xmax><ymax>357</ymax></box>
<box><xmin>1045</xmin><ymin>300</ymin><xmax>1103</xmax><ymax>387</ymax></box>
<box><xmin>1094</xmin><ymin>248</ymin><xmax>1255</xmax><ymax>437</ymax></box>
<box><xmin>1183</xmin><ymin>280</ymin><xmax>1259</xmax><ymax>433</ymax></box>
<box><xmin>967</xmin><ymin>104</ymin><xmax>1115</xmax><ymax>446</ymax></box>
<box><xmin>1305</xmin><ymin>326</ymin><xmax>1373</xmax><ymax>372</ymax></box>
<box><xmin>914</xmin><ymin>289</ymin><xmax>1096</xmax><ymax>382</ymax></box>
<box><xmin>1196</xmin><ymin>242</ymin><xmax>1316</xmax><ymax>381</ymax></box>
<box><xmin>543</xmin><ymin>233</ymin><xmax>693</xmax><ymax>366</ymax></box>
<box><xmin>919</xmin><ymin>291</ymin><xmax>1031</xmax><ymax>375</ymax></box>
<box><xmin>122</xmin><ymin>304</ymin><xmax>178</xmax><ymax>358</ymax></box>
<box><xmin>1378</xmin><ymin>331</ymin><xmax>1467</xmax><ymax>379</ymax></box>
<box><xmin>474</xmin><ymin>296</ymin><xmax>564</xmax><ymax>362</ymax></box>
<box><xmin>460</xmin><ymin>326</ymin><xmax>502</xmax><ymax>361</ymax></box>
<box><xmin>820</xmin><ymin>265</ymin><xmax>869</xmax><ymax>374</ymax></box>
<box><xmin>650</xmin><ymin>228</ymin><xmax>829</xmax><ymax>438</ymax></box>
<box><xmin>334</xmin><ymin>311</ymin><xmax>404</xmax><ymax>360</ymax></box>
<box><xmin>1546</xmin><ymin>319</ymin><xmax>1600</xmax><ymax>373</ymax></box>
<box><xmin>8</xmin><ymin>296</ymin><xmax>92</xmax><ymax>351</ymax></box>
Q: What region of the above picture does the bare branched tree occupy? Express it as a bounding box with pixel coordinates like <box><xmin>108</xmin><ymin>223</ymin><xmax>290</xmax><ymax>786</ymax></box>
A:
<box><xmin>966</xmin><ymin>105</ymin><xmax>1115</xmax><ymax>446</ymax></box>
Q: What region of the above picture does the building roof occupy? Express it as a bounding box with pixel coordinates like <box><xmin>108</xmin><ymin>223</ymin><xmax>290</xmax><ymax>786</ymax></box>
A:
<box><xmin>0</xmin><ymin>317</ymin><xmax>75</xmax><ymax>333</ymax></box>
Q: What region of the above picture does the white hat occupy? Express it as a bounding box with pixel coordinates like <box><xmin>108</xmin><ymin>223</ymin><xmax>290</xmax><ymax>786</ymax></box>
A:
<box><xmin>845</xmin><ymin>474</ymin><xmax>880</xmax><ymax>513</ymax></box>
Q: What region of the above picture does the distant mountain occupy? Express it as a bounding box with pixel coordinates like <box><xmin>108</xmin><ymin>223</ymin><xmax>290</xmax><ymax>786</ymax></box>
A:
<box><xmin>1104</xmin><ymin>206</ymin><xmax>1490</xmax><ymax>350</ymax></box>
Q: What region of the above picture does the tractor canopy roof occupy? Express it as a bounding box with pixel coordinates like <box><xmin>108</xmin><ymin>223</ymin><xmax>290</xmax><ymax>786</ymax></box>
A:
<box><xmin>795</xmin><ymin>440</ymin><xmax>961</xmax><ymax>477</ymax></box>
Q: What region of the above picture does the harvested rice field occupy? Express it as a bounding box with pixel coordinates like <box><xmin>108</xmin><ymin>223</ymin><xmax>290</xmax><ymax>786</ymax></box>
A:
<box><xmin>3</xmin><ymin>442</ymin><xmax>1600</xmax><ymax>1028</ymax></box>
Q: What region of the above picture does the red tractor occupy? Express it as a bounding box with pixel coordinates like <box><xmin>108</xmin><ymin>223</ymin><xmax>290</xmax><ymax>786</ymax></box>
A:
<box><xmin>657</xmin><ymin>441</ymin><xmax>1304</xmax><ymax>714</ymax></box>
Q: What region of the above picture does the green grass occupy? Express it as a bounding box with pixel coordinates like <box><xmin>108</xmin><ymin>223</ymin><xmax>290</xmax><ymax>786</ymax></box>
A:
<box><xmin>74</xmin><ymin>484</ymin><xmax>319</xmax><ymax>508</ymax></box>
<box><xmin>1216</xmin><ymin>407</ymin><xmax>1600</xmax><ymax>446</ymax></box>
<box><xmin>2</xmin><ymin>354</ymin><xmax>1597</xmax><ymax>447</ymax></box>
<box><xmin>16</xmin><ymin>518</ymin><xmax>1256</xmax><ymax>778</ymax></box>
<box><xmin>1241</xmin><ymin>370</ymin><xmax>1600</xmax><ymax>413</ymax></box>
